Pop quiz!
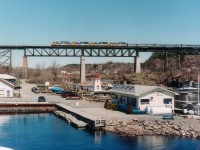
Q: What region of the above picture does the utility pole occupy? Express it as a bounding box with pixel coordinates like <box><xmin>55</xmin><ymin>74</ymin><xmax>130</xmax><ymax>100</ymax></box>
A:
<box><xmin>198</xmin><ymin>71</ymin><xmax>199</xmax><ymax>116</ymax></box>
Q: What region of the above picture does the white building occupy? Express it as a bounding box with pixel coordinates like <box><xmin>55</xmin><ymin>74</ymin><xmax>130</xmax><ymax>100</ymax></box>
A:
<box><xmin>0</xmin><ymin>78</ymin><xmax>15</xmax><ymax>97</ymax></box>
<box><xmin>111</xmin><ymin>84</ymin><xmax>178</xmax><ymax>114</ymax></box>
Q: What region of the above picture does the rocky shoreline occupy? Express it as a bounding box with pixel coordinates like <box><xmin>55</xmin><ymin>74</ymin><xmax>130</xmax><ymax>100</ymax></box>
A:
<box><xmin>105</xmin><ymin>118</ymin><xmax>200</xmax><ymax>138</ymax></box>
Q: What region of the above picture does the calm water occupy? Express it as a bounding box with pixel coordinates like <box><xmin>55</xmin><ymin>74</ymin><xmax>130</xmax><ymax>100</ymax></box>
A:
<box><xmin>0</xmin><ymin>113</ymin><xmax>199</xmax><ymax>150</ymax></box>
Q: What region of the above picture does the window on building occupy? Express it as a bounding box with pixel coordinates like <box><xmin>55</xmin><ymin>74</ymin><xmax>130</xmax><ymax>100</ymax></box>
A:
<box><xmin>140</xmin><ymin>99</ymin><xmax>149</xmax><ymax>105</ymax></box>
<box><xmin>175</xmin><ymin>93</ymin><xmax>187</xmax><ymax>101</ymax></box>
<box><xmin>124</xmin><ymin>97</ymin><xmax>127</xmax><ymax>105</ymax></box>
<box><xmin>118</xmin><ymin>97</ymin><xmax>122</xmax><ymax>104</ymax></box>
<box><xmin>164</xmin><ymin>98</ymin><xmax>172</xmax><ymax>104</ymax></box>
<box><xmin>0</xmin><ymin>90</ymin><xmax>4</xmax><ymax>95</ymax></box>
<box><xmin>121</xmin><ymin>96</ymin><xmax>124</xmax><ymax>104</ymax></box>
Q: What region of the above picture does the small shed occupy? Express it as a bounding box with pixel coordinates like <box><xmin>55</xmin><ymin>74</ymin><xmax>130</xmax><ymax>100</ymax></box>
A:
<box><xmin>110</xmin><ymin>84</ymin><xmax>178</xmax><ymax>114</ymax></box>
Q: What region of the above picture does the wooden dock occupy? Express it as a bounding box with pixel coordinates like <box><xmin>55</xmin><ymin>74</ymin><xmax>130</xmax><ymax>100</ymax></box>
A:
<box><xmin>56</xmin><ymin>103</ymin><xmax>106</xmax><ymax>129</ymax></box>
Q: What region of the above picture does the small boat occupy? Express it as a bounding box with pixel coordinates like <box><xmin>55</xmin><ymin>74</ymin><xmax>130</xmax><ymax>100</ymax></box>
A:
<box><xmin>0</xmin><ymin>146</ymin><xmax>14</xmax><ymax>150</ymax></box>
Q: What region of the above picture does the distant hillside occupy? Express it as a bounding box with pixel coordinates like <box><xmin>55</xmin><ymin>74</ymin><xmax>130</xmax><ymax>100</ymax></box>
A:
<box><xmin>143</xmin><ymin>52</ymin><xmax>200</xmax><ymax>85</ymax></box>
<box><xmin>59</xmin><ymin>54</ymin><xmax>200</xmax><ymax>86</ymax></box>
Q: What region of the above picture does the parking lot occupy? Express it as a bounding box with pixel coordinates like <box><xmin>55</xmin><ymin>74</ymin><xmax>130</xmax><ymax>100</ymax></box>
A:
<box><xmin>0</xmin><ymin>80</ymin><xmax>67</xmax><ymax>103</ymax></box>
<box><xmin>0</xmin><ymin>79</ymin><xmax>105</xmax><ymax>110</ymax></box>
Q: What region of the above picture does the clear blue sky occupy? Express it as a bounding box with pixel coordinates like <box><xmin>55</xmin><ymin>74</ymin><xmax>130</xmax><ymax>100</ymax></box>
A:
<box><xmin>0</xmin><ymin>0</ymin><xmax>200</xmax><ymax>68</ymax></box>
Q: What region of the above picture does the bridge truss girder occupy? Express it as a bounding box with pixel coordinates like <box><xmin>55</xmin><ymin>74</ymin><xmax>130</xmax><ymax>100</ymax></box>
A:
<box><xmin>25</xmin><ymin>47</ymin><xmax>137</xmax><ymax>57</ymax></box>
<box><xmin>0</xmin><ymin>50</ymin><xmax>11</xmax><ymax>67</ymax></box>
<box><xmin>0</xmin><ymin>44</ymin><xmax>200</xmax><ymax>55</ymax></box>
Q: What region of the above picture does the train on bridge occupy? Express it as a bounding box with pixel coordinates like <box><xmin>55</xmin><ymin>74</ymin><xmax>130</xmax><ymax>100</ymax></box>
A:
<box><xmin>51</xmin><ymin>41</ymin><xmax>128</xmax><ymax>47</ymax></box>
<box><xmin>51</xmin><ymin>41</ymin><xmax>200</xmax><ymax>48</ymax></box>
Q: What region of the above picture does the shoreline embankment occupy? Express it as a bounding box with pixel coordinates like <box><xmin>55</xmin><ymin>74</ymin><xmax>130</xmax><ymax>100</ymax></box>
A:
<box><xmin>104</xmin><ymin>117</ymin><xmax>200</xmax><ymax>138</ymax></box>
<box><xmin>0</xmin><ymin>103</ymin><xmax>56</xmax><ymax>113</ymax></box>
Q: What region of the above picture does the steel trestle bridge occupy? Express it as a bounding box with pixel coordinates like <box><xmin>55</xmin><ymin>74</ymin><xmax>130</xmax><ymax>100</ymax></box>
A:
<box><xmin>1</xmin><ymin>44</ymin><xmax>200</xmax><ymax>80</ymax></box>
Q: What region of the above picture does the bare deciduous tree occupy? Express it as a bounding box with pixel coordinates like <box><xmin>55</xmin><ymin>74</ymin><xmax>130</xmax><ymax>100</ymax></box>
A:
<box><xmin>49</xmin><ymin>60</ymin><xmax>60</xmax><ymax>82</ymax></box>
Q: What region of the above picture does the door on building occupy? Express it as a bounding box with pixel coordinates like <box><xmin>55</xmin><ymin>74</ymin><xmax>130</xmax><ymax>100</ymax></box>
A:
<box><xmin>7</xmin><ymin>91</ymin><xmax>10</xmax><ymax>97</ymax></box>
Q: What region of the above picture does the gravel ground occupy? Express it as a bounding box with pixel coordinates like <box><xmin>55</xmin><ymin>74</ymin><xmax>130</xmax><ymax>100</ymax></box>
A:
<box><xmin>1</xmin><ymin>80</ymin><xmax>200</xmax><ymax>131</ymax></box>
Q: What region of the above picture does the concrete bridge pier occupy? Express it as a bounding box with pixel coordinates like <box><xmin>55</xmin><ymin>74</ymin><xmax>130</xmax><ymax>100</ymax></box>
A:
<box><xmin>134</xmin><ymin>51</ymin><xmax>141</xmax><ymax>73</ymax></box>
<box><xmin>23</xmin><ymin>50</ymin><xmax>28</xmax><ymax>79</ymax></box>
<box><xmin>80</xmin><ymin>56</ymin><xmax>86</xmax><ymax>84</ymax></box>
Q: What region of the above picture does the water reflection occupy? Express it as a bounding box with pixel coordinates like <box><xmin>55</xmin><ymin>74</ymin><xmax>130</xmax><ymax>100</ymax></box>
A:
<box><xmin>38</xmin><ymin>113</ymin><xmax>48</xmax><ymax>119</ymax></box>
<box><xmin>0</xmin><ymin>115</ymin><xmax>12</xmax><ymax>138</ymax></box>
<box><xmin>0</xmin><ymin>115</ymin><xmax>12</xmax><ymax>126</ymax></box>
<box><xmin>137</xmin><ymin>136</ymin><xmax>168</xmax><ymax>149</ymax></box>
<box><xmin>95</xmin><ymin>131</ymin><xmax>102</xmax><ymax>144</ymax></box>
